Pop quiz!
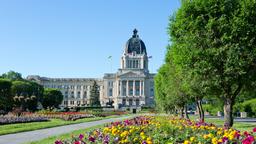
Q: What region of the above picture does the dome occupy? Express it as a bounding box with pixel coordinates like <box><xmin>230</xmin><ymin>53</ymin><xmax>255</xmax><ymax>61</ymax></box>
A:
<box><xmin>125</xmin><ymin>29</ymin><xmax>147</xmax><ymax>55</ymax></box>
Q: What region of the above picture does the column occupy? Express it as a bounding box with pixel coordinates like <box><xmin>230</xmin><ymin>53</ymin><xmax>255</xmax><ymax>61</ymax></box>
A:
<box><xmin>133</xmin><ymin>80</ymin><xmax>135</xmax><ymax>96</ymax></box>
<box><xmin>120</xmin><ymin>80</ymin><xmax>122</xmax><ymax>96</ymax></box>
<box><xmin>142</xmin><ymin>80</ymin><xmax>144</xmax><ymax>96</ymax></box>
<box><xmin>140</xmin><ymin>80</ymin><xmax>142</xmax><ymax>96</ymax></box>
<box><xmin>126</xmin><ymin>80</ymin><xmax>129</xmax><ymax>96</ymax></box>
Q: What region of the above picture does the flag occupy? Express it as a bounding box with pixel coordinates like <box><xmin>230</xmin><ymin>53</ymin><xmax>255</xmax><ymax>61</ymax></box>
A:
<box><xmin>108</xmin><ymin>56</ymin><xmax>112</xmax><ymax>59</ymax></box>
<box><xmin>148</xmin><ymin>56</ymin><xmax>152</xmax><ymax>59</ymax></box>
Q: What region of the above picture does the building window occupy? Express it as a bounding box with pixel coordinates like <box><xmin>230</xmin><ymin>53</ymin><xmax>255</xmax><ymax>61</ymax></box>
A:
<box><xmin>135</xmin><ymin>60</ymin><xmax>138</xmax><ymax>68</ymax></box>
<box><xmin>122</xmin><ymin>81</ymin><xmax>127</xmax><ymax>96</ymax></box>
<box><xmin>108</xmin><ymin>81</ymin><xmax>113</xmax><ymax>87</ymax></box>
<box><xmin>77</xmin><ymin>91</ymin><xmax>81</xmax><ymax>99</ymax></box>
<box><xmin>77</xmin><ymin>101</ymin><xmax>81</xmax><ymax>106</ymax></box>
<box><xmin>83</xmin><ymin>91</ymin><xmax>87</xmax><ymax>99</ymax></box>
<box><xmin>71</xmin><ymin>91</ymin><xmax>74</xmax><ymax>98</ymax></box>
<box><xmin>128</xmin><ymin>81</ymin><xmax>133</xmax><ymax>96</ymax></box>
<box><xmin>65</xmin><ymin>91</ymin><xmax>68</xmax><ymax>99</ymax></box>
<box><xmin>135</xmin><ymin>81</ymin><xmax>140</xmax><ymax>96</ymax></box>
<box><xmin>64</xmin><ymin>101</ymin><xmax>68</xmax><ymax>105</ymax></box>
<box><xmin>122</xmin><ymin>99</ymin><xmax>126</xmax><ymax>106</ymax></box>
<box><xmin>150</xmin><ymin>88</ymin><xmax>154</xmax><ymax>96</ymax></box>
<box><xmin>70</xmin><ymin>101</ymin><xmax>74</xmax><ymax>105</ymax></box>
<box><xmin>136</xmin><ymin>99</ymin><xmax>140</xmax><ymax>106</ymax></box>
<box><xmin>129</xmin><ymin>99</ymin><xmax>133</xmax><ymax>106</ymax></box>
<box><xmin>108</xmin><ymin>88</ymin><xmax>113</xmax><ymax>97</ymax></box>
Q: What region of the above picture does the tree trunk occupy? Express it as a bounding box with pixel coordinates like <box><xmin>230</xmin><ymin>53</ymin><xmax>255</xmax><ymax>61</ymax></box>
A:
<box><xmin>180</xmin><ymin>107</ymin><xmax>184</xmax><ymax>118</ymax></box>
<box><xmin>196</xmin><ymin>99</ymin><xmax>204</xmax><ymax>122</ymax></box>
<box><xmin>224</xmin><ymin>97</ymin><xmax>234</xmax><ymax>128</ymax></box>
<box><xmin>184</xmin><ymin>105</ymin><xmax>189</xmax><ymax>119</ymax></box>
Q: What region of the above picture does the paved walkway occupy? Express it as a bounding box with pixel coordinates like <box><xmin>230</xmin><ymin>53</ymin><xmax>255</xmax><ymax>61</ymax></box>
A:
<box><xmin>0</xmin><ymin>115</ymin><xmax>134</xmax><ymax>144</ymax></box>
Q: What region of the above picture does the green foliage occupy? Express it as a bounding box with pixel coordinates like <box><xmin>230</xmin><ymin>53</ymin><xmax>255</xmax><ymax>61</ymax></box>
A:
<box><xmin>1</xmin><ymin>71</ymin><xmax>22</xmax><ymax>81</ymax></box>
<box><xmin>162</xmin><ymin>0</ymin><xmax>256</xmax><ymax>127</ymax></box>
<box><xmin>11</xmin><ymin>80</ymin><xmax>43</xmax><ymax>111</ymax></box>
<box><xmin>241</xmin><ymin>98</ymin><xmax>256</xmax><ymax>117</ymax></box>
<box><xmin>202</xmin><ymin>104</ymin><xmax>221</xmax><ymax>116</ymax></box>
<box><xmin>0</xmin><ymin>79</ymin><xmax>12</xmax><ymax>111</ymax></box>
<box><xmin>42</xmin><ymin>88</ymin><xmax>63</xmax><ymax>109</ymax></box>
<box><xmin>89</xmin><ymin>81</ymin><xmax>101</xmax><ymax>107</ymax></box>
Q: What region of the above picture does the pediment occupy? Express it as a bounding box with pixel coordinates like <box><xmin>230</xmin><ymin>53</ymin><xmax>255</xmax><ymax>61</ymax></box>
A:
<box><xmin>118</xmin><ymin>71</ymin><xmax>145</xmax><ymax>78</ymax></box>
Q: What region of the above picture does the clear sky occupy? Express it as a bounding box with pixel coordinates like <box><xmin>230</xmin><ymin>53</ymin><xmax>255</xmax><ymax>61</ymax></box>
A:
<box><xmin>0</xmin><ymin>0</ymin><xmax>180</xmax><ymax>78</ymax></box>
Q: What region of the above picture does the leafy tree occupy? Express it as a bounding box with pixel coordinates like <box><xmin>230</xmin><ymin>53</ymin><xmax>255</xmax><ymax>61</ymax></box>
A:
<box><xmin>42</xmin><ymin>88</ymin><xmax>63</xmax><ymax>109</ymax></box>
<box><xmin>0</xmin><ymin>79</ymin><xmax>12</xmax><ymax>111</ymax></box>
<box><xmin>155</xmin><ymin>49</ymin><xmax>191</xmax><ymax>119</ymax></box>
<box><xmin>1</xmin><ymin>71</ymin><xmax>22</xmax><ymax>81</ymax></box>
<box><xmin>89</xmin><ymin>81</ymin><xmax>101</xmax><ymax>106</ymax></box>
<box><xmin>168</xmin><ymin>0</ymin><xmax>256</xmax><ymax>127</ymax></box>
<box><xmin>155</xmin><ymin>64</ymin><xmax>174</xmax><ymax>113</ymax></box>
<box><xmin>11</xmin><ymin>81</ymin><xmax>34</xmax><ymax>111</ymax></box>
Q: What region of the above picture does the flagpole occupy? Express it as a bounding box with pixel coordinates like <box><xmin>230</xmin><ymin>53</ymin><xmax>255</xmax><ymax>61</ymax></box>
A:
<box><xmin>108</xmin><ymin>56</ymin><xmax>112</xmax><ymax>72</ymax></box>
<box><xmin>148</xmin><ymin>56</ymin><xmax>153</xmax><ymax>73</ymax></box>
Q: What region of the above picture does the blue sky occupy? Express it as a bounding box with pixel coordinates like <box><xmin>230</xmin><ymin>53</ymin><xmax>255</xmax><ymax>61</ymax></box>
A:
<box><xmin>0</xmin><ymin>0</ymin><xmax>180</xmax><ymax>78</ymax></box>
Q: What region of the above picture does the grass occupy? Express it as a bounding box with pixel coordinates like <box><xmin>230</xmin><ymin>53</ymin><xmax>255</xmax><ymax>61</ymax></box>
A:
<box><xmin>190</xmin><ymin>115</ymin><xmax>256</xmax><ymax>132</ymax></box>
<box><xmin>0</xmin><ymin>115</ymin><xmax>119</xmax><ymax>136</ymax></box>
<box><xmin>28</xmin><ymin>125</ymin><xmax>104</xmax><ymax>144</ymax></box>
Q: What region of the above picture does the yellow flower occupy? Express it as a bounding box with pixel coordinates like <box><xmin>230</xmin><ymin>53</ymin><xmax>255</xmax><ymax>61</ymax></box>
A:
<box><xmin>183</xmin><ymin>140</ymin><xmax>190</xmax><ymax>144</ymax></box>
<box><xmin>203</xmin><ymin>134</ymin><xmax>208</xmax><ymax>139</ymax></box>
<box><xmin>133</xmin><ymin>137</ymin><xmax>138</xmax><ymax>142</ymax></box>
<box><xmin>208</xmin><ymin>133</ymin><xmax>214</xmax><ymax>138</ymax></box>
<box><xmin>211</xmin><ymin>137</ymin><xmax>218</xmax><ymax>144</ymax></box>
<box><xmin>190</xmin><ymin>137</ymin><xmax>195</xmax><ymax>142</ymax></box>
<box><xmin>147</xmin><ymin>137</ymin><xmax>152</xmax><ymax>141</ymax></box>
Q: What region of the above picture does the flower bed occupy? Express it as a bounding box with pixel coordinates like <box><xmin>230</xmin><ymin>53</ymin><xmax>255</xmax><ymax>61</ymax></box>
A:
<box><xmin>35</xmin><ymin>111</ymin><xmax>94</xmax><ymax>121</ymax></box>
<box><xmin>54</xmin><ymin>116</ymin><xmax>256</xmax><ymax>144</ymax></box>
<box><xmin>0</xmin><ymin>114</ymin><xmax>48</xmax><ymax>125</ymax></box>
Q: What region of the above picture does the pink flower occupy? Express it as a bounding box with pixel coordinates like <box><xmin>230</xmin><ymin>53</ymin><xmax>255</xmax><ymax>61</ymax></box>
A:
<box><xmin>253</xmin><ymin>127</ymin><xmax>256</xmax><ymax>133</ymax></box>
<box><xmin>74</xmin><ymin>141</ymin><xmax>80</xmax><ymax>144</ymax></box>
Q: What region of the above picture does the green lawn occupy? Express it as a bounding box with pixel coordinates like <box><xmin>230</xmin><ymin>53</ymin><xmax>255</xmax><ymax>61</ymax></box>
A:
<box><xmin>0</xmin><ymin>115</ymin><xmax>119</xmax><ymax>136</ymax></box>
<box><xmin>190</xmin><ymin>115</ymin><xmax>256</xmax><ymax>132</ymax></box>
<box><xmin>28</xmin><ymin>125</ymin><xmax>104</xmax><ymax>144</ymax></box>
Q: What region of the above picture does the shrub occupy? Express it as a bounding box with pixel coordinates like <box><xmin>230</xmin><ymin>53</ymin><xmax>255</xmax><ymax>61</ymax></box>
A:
<box><xmin>242</xmin><ymin>98</ymin><xmax>256</xmax><ymax>117</ymax></box>
<box><xmin>202</xmin><ymin>104</ymin><xmax>221</xmax><ymax>116</ymax></box>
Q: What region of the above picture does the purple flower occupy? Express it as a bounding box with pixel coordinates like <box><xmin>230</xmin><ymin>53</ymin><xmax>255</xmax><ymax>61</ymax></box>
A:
<box><xmin>222</xmin><ymin>137</ymin><xmax>228</xmax><ymax>142</ymax></box>
<box><xmin>54</xmin><ymin>140</ymin><xmax>63</xmax><ymax>144</ymax></box>
<box><xmin>79</xmin><ymin>134</ymin><xmax>84</xmax><ymax>140</ymax></box>
<box><xmin>88</xmin><ymin>136</ymin><xmax>95</xmax><ymax>142</ymax></box>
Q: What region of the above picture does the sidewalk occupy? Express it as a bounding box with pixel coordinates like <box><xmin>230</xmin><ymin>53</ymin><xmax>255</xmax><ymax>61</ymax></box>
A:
<box><xmin>0</xmin><ymin>115</ymin><xmax>134</xmax><ymax>144</ymax></box>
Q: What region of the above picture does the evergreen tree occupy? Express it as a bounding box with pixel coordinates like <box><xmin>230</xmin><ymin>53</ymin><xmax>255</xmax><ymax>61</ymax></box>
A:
<box><xmin>89</xmin><ymin>81</ymin><xmax>101</xmax><ymax>106</ymax></box>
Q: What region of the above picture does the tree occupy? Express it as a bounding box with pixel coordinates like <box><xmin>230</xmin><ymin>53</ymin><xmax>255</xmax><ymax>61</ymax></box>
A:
<box><xmin>89</xmin><ymin>81</ymin><xmax>101</xmax><ymax>106</ymax></box>
<box><xmin>1</xmin><ymin>71</ymin><xmax>22</xmax><ymax>81</ymax></box>
<box><xmin>168</xmin><ymin>0</ymin><xmax>256</xmax><ymax>127</ymax></box>
<box><xmin>0</xmin><ymin>79</ymin><xmax>12</xmax><ymax>111</ymax></box>
<box><xmin>155</xmin><ymin>64</ymin><xmax>174</xmax><ymax>113</ymax></box>
<box><xmin>42</xmin><ymin>88</ymin><xmax>63</xmax><ymax>109</ymax></box>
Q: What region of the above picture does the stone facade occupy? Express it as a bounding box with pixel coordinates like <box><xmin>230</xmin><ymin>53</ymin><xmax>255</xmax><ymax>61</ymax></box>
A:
<box><xmin>27</xmin><ymin>29</ymin><xmax>155</xmax><ymax>110</ymax></box>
